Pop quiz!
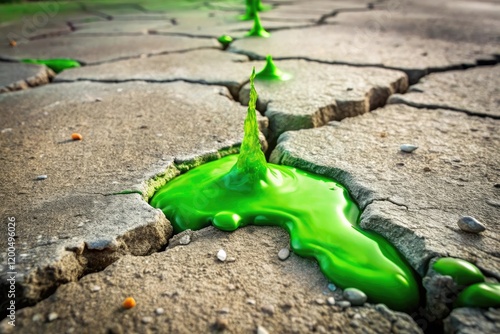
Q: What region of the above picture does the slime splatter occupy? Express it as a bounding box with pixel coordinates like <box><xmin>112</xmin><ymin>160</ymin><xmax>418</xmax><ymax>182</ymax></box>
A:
<box><xmin>245</xmin><ymin>11</ymin><xmax>270</xmax><ymax>38</ymax></box>
<box><xmin>217</xmin><ymin>35</ymin><xmax>234</xmax><ymax>49</ymax></box>
<box><xmin>256</xmin><ymin>55</ymin><xmax>291</xmax><ymax>81</ymax></box>
<box><xmin>22</xmin><ymin>58</ymin><xmax>80</xmax><ymax>73</ymax></box>
<box><xmin>150</xmin><ymin>69</ymin><xmax>420</xmax><ymax>311</ymax></box>
<box><xmin>455</xmin><ymin>283</ymin><xmax>500</xmax><ymax>308</ymax></box>
<box><xmin>433</xmin><ymin>257</ymin><xmax>485</xmax><ymax>286</ymax></box>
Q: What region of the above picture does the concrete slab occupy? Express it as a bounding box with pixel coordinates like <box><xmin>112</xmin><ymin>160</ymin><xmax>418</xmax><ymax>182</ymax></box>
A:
<box><xmin>55</xmin><ymin>49</ymin><xmax>251</xmax><ymax>98</ymax></box>
<box><xmin>0</xmin><ymin>62</ymin><xmax>54</xmax><ymax>93</ymax></box>
<box><xmin>0</xmin><ymin>81</ymin><xmax>266</xmax><ymax>312</ymax></box>
<box><xmin>389</xmin><ymin>65</ymin><xmax>500</xmax><ymax>119</ymax></box>
<box><xmin>270</xmin><ymin>104</ymin><xmax>500</xmax><ymax>277</ymax></box>
<box><xmin>444</xmin><ymin>308</ymin><xmax>500</xmax><ymax>334</ymax></box>
<box><xmin>230</xmin><ymin>24</ymin><xmax>499</xmax><ymax>84</ymax></box>
<box><xmin>239</xmin><ymin>60</ymin><xmax>408</xmax><ymax>142</ymax></box>
<box><xmin>71</xmin><ymin>20</ymin><xmax>173</xmax><ymax>35</ymax></box>
<box><xmin>0</xmin><ymin>226</ymin><xmax>423</xmax><ymax>334</ymax></box>
<box><xmin>0</xmin><ymin>35</ymin><xmax>217</xmax><ymax>64</ymax></box>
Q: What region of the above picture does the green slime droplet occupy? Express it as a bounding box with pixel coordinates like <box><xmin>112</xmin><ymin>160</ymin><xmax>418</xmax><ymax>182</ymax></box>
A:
<box><xmin>239</xmin><ymin>0</ymin><xmax>257</xmax><ymax>21</ymax></box>
<box><xmin>217</xmin><ymin>35</ymin><xmax>234</xmax><ymax>48</ymax></box>
<box><xmin>433</xmin><ymin>257</ymin><xmax>485</xmax><ymax>286</ymax></box>
<box><xmin>245</xmin><ymin>11</ymin><xmax>270</xmax><ymax>38</ymax></box>
<box><xmin>150</xmin><ymin>68</ymin><xmax>420</xmax><ymax>312</ymax></box>
<box><xmin>22</xmin><ymin>58</ymin><xmax>81</xmax><ymax>73</ymax></box>
<box><xmin>455</xmin><ymin>283</ymin><xmax>500</xmax><ymax>308</ymax></box>
<box><xmin>256</xmin><ymin>55</ymin><xmax>292</xmax><ymax>81</ymax></box>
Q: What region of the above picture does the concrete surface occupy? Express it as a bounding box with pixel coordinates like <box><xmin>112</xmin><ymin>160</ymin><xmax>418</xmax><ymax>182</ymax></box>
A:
<box><xmin>0</xmin><ymin>62</ymin><xmax>54</xmax><ymax>93</ymax></box>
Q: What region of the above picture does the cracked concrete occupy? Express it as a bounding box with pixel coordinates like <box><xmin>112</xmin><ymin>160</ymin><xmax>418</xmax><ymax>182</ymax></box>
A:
<box><xmin>0</xmin><ymin>226</ymin><xmax>423</xmax><ymax>334</ymax></box>
<box><xmin>271</xmin><ymin>104</ymin><xmax>500</xmax><ymax>278</ymax></box>
<box><xmin>0</xmin><ymin>81</ymin><xmax>267</xmax><ymax>313</ymax></box>
<box><xmin>0</xmin><ymin>62</ymin><xmax>54</xmax><ymax>93</ymax></box>
<box><xmin>389</xmin><ymin>65</ymin><xmax>500</xmax><ymax>119</ymax></box>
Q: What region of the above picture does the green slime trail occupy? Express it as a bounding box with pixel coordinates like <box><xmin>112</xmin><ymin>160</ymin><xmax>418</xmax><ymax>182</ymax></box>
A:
<box><xmin>22</xmin><ymin>58</ymin><xmax>80</xmax><ymax>73</ymax></box>
<box><xmin>433</xmin><ymin>257</ymin><xmax>484</xmax><ymax>286</ymax></box>
<box><xmin>245</xmin><ymin>11</ymin><xmax>270</xmax><ymax>38</ymax></box>
<box><xmin>151</xmin><ymin>69</ymin><xmax>420</xmax><ymax>312</ymax></box>
<box><xmin>256</xmin><ymin>55</ymin><xmax>292</xmax><ymax>81</ymax></box>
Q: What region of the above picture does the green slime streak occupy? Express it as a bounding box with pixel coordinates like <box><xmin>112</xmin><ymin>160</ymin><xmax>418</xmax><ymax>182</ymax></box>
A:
<box><xmin>22</xmin><ymin>58</ymin><xmax>80</xmax><ymax>74</ymax></box>
<box><xmin>150</xmin><ymin>69</ymin><xmax>420</xmax><ymax>312</ymax></box>
<box><xmin>256</xmin><ymin>55</ymin><xmax>292</xmax><ymax>81</ymax></box>
<box><xmin>455</xmin><ymin>283</ymin><xmax>500</xmax><ymax>308</ymax></box>
<box><xmin>245</xmin><ymin>11</ymin><xmax>270</xmax><ymax>38</ymax></box>
<box><xmin>433</xmin><ymin>257</ymin><xmax>485</xmax><ymax>286</ymax></box>
<box><xmin>217</xmin><ymin>35</ymin><xmax>234</xmax><ymax>48</ymax></box>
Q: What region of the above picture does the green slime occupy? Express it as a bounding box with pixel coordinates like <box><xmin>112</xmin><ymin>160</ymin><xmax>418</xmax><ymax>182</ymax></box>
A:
<box><xmin>433</xmin><ymin>257</ymin><xmax>485</xmax><ymax>286</ymax></box>
<box><xmin>256</xmin><ymin>55</ymin><xmax>292</xmax><ymax>81</ymax></box>
<box><xmin>245</xmin><ymin>11</ymin><xmax>270</xmax><ymax>38</ymax></box>
<box><xmin>455</xmin><ymin>283</ymin><xmax>500</xmax><ymax>308</ymax></box>
<box><xmin>150</xmin><ymin>69</ymin><xmax>420</xmax><ymax>312</ymax></box>
<box><xmin>22</xmin><ymin>58</ymin><xmax>81</xmax><ymax>73</ymax></box>
<box><xmin>217</xmin><ymin>35</ymin><xmax>234</xmax><ymax>48</ymax></box>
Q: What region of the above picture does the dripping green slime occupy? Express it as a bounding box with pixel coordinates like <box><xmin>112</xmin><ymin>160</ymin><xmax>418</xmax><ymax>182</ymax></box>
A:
<box><xmin>150</xmin><ymin>69</ymin><xmax>420</xmax><ymax>311</ymax></box>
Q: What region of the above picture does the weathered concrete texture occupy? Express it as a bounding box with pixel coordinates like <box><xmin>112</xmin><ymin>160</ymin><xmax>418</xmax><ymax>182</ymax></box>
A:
<box><xmin>0</xmin><ymin>62</ymin><xmax>54</xmax><ymax>93</ymax></box>
<box><xmin>0</xmin><ymin>18</ymin><xmax>72</xmax><ymax>43</ymax></box>
<box><xmin>71</xmin><ymin>20</ymin><xmax>173</xmax><ymax>35</ymax></box>
<box><xmin>55</xmin><ymin>49</ymin><xmax>251</xmax><ymax>98</ymax></box>
<box><xmin>444</xmin><ymin>307</ymin><xmax>500</xmax><ymax>334</ymax></box>
<box><xmin>389</xmin><ymin>65</ymin><xmax>500</xmax><ymax>119</ymax></box>
<box><xmin>0</xmin><ymin>81</ymin><xmax>266</xmax><ymax>312</ymax></box>
<box><xmin>270</xmin><ymin>104</ymin><xmax>500</xmax><ymax>277</ymax></box>
<box><xmin>0</xmin><ymin>35</ymin><xmax>216</xmax><ymax>64</ymax></box>
<box><xmin>0</xmin><ymin>227</ymin><xmax>423</xmax><ymax>334</ymax></box>
<box><xmin>230</xmin><ymin>23</ymin><xmax>499</xmax><ymax>84</ymax></box>
<box><xmin>239</xmin><ymin>60</ymin><xmax>408</xmax><ymax>142</ymax></box>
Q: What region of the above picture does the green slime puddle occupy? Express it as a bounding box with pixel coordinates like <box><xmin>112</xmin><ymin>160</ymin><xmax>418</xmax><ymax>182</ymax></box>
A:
<box><xmin>256</xmin><ymin>55</ymin><xmax>292</xmax><ymax>81</ymax></box>
<box><xmin>151</xmin><ymin>69</ymin><xmax>420</xmax><ymax>312</ymax></box>
<box><xmin>22</xmin><ymin>58</ymin><xmax>81</xmax><ymax>73</ymax></box>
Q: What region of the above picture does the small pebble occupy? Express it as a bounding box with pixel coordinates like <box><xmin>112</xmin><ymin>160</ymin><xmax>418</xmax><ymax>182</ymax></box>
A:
<box><xmin>179</xmin><ymin>234</ymin><xmax>191</xmax><ymax>245</ymax></box>
<box><xmin>214</xmin><ymin>317</ymin><xmax>228</xmax><ymax>330</ymax></box>
<box><xmin>350</xmin><ymin>320</ymin><xmax>360</xmax><ymax>328</ymax></box>
<box><xmin>246</xmin><ymin>298</ymin><xmax>256</xmax><ymax>305</ymax></box>
<box><xmin>423</xmin><ymin>167</ymin><xmax>431</xmax><ymax>172</ymax></box>
<box><xmin>315</xmin><ymin>298</ymin><xmax>325</xmax><ymax>305</ymax></box>
<box><xmin>36</xmin><ymin>175</ymin><xmax>48</xmax><ymax>180</ymax></box>
<box><xmin>337</xmin><ymin>301</ymin><xmax>351</xmax><ymax>308</ymax></box>
<box><xmin>457</xmin><ymin>216</ymin><xmax>486</xmax><ymax>233</ymax></box>
<box><xmin>155</xmin><ymin>308</ymin><xmax>165</xmax><ymax>315</ymax></box>
<box><xmin>353</xmin><ymin>313</ymin><xmax>362</xmax><ymax>320</ymax></box>
<box><xmin>71</xmin><ymin>133</ymin><xmax>83</xmax><ymax>141</ymax></box>
<box><xmin>343</xmin><ymin>288</ymin><xmax>367</xmax><ymax>306</ymax></box>
<box><xmin>219</xmin><ymin>307</ymin><xmax>230</xmax><ymax>314</ymax></box>
<box><xmin>261</xmin><ymin>304</ymin><xmax>275</xmax><ymax>315</ymax></box>
<box><xmin>257</xmin><ymin>325</ymin><xmax>270</xmax><ymax>334</ymax></box>
<box><xmin>278</xmin><ymin>248</ymin><xmax>290</xmax><ymax>261</ymax></box>
<box><xmin>90</xmin><ymin>285</ymin><xmax>101</xmax><ymax>292</ymax></box>
<box><xmin>95</xmin><ymin>97</ymin><xmax>102</xmax><ymax>102</ymax></box>
<box><xmin>48</xmin><ymin>312</ymin><xmax>58</xmax><ymax>322</ymax></box>
<box><xmin>217</xmin><ymin>249</ymin><xmax>227</xmax><ymax>262</ymax></box>
<box><xmin>400</xmin><ymin>144</ymin><xmax>418</xmax><ymax>153</ymax></box>
<box><xmin>142</xmin><ymin>316</ymin><xmax>153</xmax><ymax>324</ymax></box>
<box><xmin>226</xmin><ymin>257</ymin><xmax>236</xmax><ymax>262</ymax></box>
<box><xmin>327</xmin><ymin>283</ymin><xmax>337</xmax><ymax>291</ymax></box>
<box><xmin>327</xmin><ymin>297</ymin><xmax>335</xmax><ymax>305</ymax></box>
<box><xmin>32</xmin><ymin>314</ymin><xmax>43</xmax><ymax>322</ymax></box>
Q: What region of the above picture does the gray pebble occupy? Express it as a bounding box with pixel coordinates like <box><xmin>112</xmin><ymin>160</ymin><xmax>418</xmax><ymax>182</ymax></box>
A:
<box><xmin>278</xmin><ymin>248</ymin><xmax>290</xmax><ymax>261</ymax></box>
<box><xmin>219</xmin><ymin>307</ymin><xmax>230</xmax><ymax>314</ymax></box>
<box><xmin>350</xmin><ymin>320</ymin><xmax>360</xmax><ymax>328</ymax></box>
<box><xmin>32</xmin><ymin>314</ymin><xmax>43</xmax><ymax>322</ymax></box>
<box><xmin>337</xmin><ymin>301</ymin><xmax>351</xmax><ymax>308</ymax></box>
<box><xmin>343</xmin><ymin>288</ymin><xmax>367</xmax><ymax>306</ymax></box>
<box><xmin>179</xmin><ymin>234</ymin><xmax>191</xmax><ymax>245</ymax></box>
<box><xmin>90</xmin><ymin>285</ymin><xmax>101</xmax><ymax>292</ymax></box>
<box><xmin>142</xmin><ymin>316</ymin><xmax>153</xmax><ymax>324</ymax></box>
<box><xmin>246</xmin><ymin>298</ymin><xmax>256</xmax><ymax>305</ymax></box>
<box><xmin>457</xmin><ymin>216</ymin><xmax>486</xmax><ymax>233</ymax></box>
<box><xmin>315</xmin><ymin>298</ymin><xmax>325</xmax><ymax>305</ymax></box>
<box><xmin>327</xmin><ymin>283</ymin><xmax>337</xmax><ymax>291</ymax></box>
<box><xmin>327</xmin><ymin>297</ymin><xmax>335</xmax><ymax>305</ymax></box>
<box><xmin>400</xmin><ymin>144</ymin><xmax>418</xmax><ymax>153</ymax></box>
<box><xmin>36</xmin><ymin>174</ymin><xmax>48</xmax><ymax>180</ymax></box>
<box><xmin>257</xmin><ymin>325</ymin><xmax>269</xmax><ymax>334</ymax></box>
<box><xmin>217</xmin><ymin>249</ymin><xmax>227</xmax><ymax>262</ymax></box>
<box><xmin>261</xmin><ymin>304</ymin><xmax>275</xmax><ymax>315</ymax></box>
<box><xmin>155</xmin><ymin>308</ymin><xmax>165</xmax><ymax>315</ymax></box>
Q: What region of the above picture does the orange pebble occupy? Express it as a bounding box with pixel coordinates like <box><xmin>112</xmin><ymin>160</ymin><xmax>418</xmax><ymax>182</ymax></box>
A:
<box><xmin>122</xmin><ymin>297</ymin><xmax>136</xmax><ymax>309</ymax></box>
<box><xmin>9</xmin><ymin>40</ymin><xmax>16</xmax><ymax>47</ymax></box>
<box><xmin>71</xmin><ymin>133</ymin><xmax>83</xmax><ymax>141</ymax></box>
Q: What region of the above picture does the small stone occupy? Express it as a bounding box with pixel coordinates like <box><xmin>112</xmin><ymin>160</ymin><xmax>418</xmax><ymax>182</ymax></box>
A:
<box><xmin>327</xmin><ymin>283</ymin><xmax>337</xmax><ymax>291</ymax></box>
<box><xmin>423</xmin><ymin>167</ymin><xmax>431</xmax><ymax>172</ymax></box>
<box><xmin>90</xmin><ymin>285</ymin><xmax>101</xmax><ymax>292</ymax></box>
<box><xmin>155</xmin><ymin>308</ymin><xmax>165</xmax><ymax>315</ymax></box>
<box><xmin>278</xmin><ymin>248</ymin><xmax>290</xmax><ymax>260</ymax></box>
<box><xmin>217</xmin><ymin>249</ymin><xmax>227</xmax><ymax>262</ymax></box>
<box><xmin>95</xmin><ymin>97</ymin><xmax>102</xmax><ymax>102</ymax></box>
<box><xmin>214</xmin><ymin>317</ymin><xmax>228</xmax><ymax>330</ymax></box>
<box><xmin>226</xmin><ymin>257</ymin><xmax>236</xmax><ymax>262</ymax></box>
<box><xmin>48</xmin><ymin>312</ymin><xmax>58</xmax><ymax>322</ymax></box>
<box><xmin>337</xmin><ymin>301</ymin><xmax>351</xmax><ymax>308</ymax></box>
<box><xmin>315</xmin><ymin>298</ymin><xmax>325</xmax><ymax>305</ymax></box>
<box><xmin>350</xmin><ymin>320</ymin><xmax>360</xmax><ymax>328</ymax></box>
<box><xmin>353</xmin><ymin>313</ymin><xmax>362</xmax><ymax>320</ymax></box>
<box><xmin>142</xmin><ymin>316</ymin><xmax>153</xmax><ymax>324</ymax></box>
<box><xmin>400</xmin><ymin>144</ymin><xmax>418</xmax><ymax>153</ymax></box>
<box><xmin>457</xmin><ymin>216</ymin><xmax>486</xmax><ymax>233</ymax></box>
<box><xmin>246</xmin><ymin>298</ymin><xmax>256</xmax><ymax>305</ymax></box>
<box><xmin>36</xmin><ymin>175</ymin><xmax>48</xmax><ymax>180</ymax></box>
<box><xmin>219</xmin><ymin>307</ymin><xmax>230</xmax><ymax>314</ymax></box>
<box><xmin>343</xmin><ymin>288</ymin><xmax>367</xmax><ymax>306</ymax></box>
<box><xmin>327</xmin><ymin>297</ymin><xmax>335</xmax><ymax>305</ymax></box>
<box><xmin>257</xmin><ymin>325</ymin><xmax>270</xmax><ymax>334</ymax></box>
<box><xmin>179</xmin><ymin>234</ymin><xmax>191</xmax><ymax>245</ymax></box>
<box><xmin>261</xmin><ymin>304</ymin><xmax>275</xmax><ymax>315</ymax></box>
<box><xmin>32</xmin><ymin>313</ymin><xmax>43</xmax><ymax>322</ymax></box>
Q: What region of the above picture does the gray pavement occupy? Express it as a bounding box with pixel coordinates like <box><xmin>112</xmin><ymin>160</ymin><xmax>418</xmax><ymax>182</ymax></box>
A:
<box><xmin>0</xmin><ymin>0</ymin><xmax>499</xmax><ymax>333</ymax></box>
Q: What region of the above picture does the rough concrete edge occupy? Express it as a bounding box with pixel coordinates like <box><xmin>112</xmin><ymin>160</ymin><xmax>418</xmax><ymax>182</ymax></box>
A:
<box><xmin>0</xmin><ymin>65</ymin><xmax>55</xmax><ymax>94</ymax></box>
